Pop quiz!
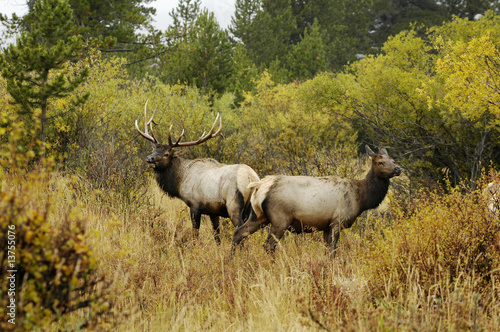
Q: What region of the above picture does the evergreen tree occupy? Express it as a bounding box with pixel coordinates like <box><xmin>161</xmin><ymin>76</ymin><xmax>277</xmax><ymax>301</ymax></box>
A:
<box><xmin>190</xmin><ymin>10</ymin><xmax>234</xmax><ymax>94</ymax></box>
<box><xmin>0</xmin><ymin>0</ymin><xmax>88</xmax><ymax>143</ymax></box>
<box><xmin>369</xmin><ymin>0</ymin><xmax>447</xmax><ymax>48</ymax></box>
<box><xmin>23</xmin><ymin>0</ymin><xmax>156</xmax><ymax>46</ymax></box>
<box><xmin>299</xmin><ymin>0</ymin><xmax>373</xmax><ymax>70</ymax></box>
<box><xmin>170</xmin><ymin>0</ymin><xmax>201</xmax><ymax>41</ymax></box>
<box><xmin>229</xmin><ymin>0</ymin><xmax>260</xmax><ymax>47</ymax></box>
<box><xmin>161</xmin><ymin>8</ymin><xmax>233</xmax><ymax>95</ymax></box>
<box><xmin>287</xmin><ymin>19</ymin><xmax>327</xmax><ymax>80</ymax></box>
<box><xmin>229</xmin><ymin>0</ymin><xmax>374</xmax><ymax>75</ymax></box>
<box><xmin>442</xmin><ymin>0</ymin><xmax>498</xmax><ymax>20</ymax></box>
<box><xmin>251</xmin><ymin>0</ymin><xmax>295</xmax><ymax>68</ymax></box>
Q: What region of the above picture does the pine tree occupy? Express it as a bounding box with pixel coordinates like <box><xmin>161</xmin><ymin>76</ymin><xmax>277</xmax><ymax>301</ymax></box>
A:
<box><xmin>229</xmin><ymin>0</ymin><xmax>260</xmax><ymax>47</ymax></box>
<box><xmin>162</xmin><ymin>7</ymin><xmax>233</xmax><ymax>94</ymax></box>
<box><xmin>287</xmin><ymin>19</ymin><xmax>327</xmax><ymax>80</ymax></box>
<box><xmin>170</xmin><ymin>0</ymin><xmax>201</xmax><ymax>41</ymax></box>
<box><xmin>0</xmin><ymin>0</ymin><xmax>89</xmax><ymax>143</ymax></box>
<box><xmin>251</xmin><ymin>0</ymin><xmax>295</xmax><ymax>67</ymax></box>
<box><xmin>24</xmin><ymin>0</ymin><xmax>156</xmax><ymax>46</ymax></box>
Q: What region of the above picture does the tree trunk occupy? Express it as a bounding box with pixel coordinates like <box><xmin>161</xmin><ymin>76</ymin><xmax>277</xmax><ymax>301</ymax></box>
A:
<box><xmin>40</xmin><ymin>103</ymin><xmax>47</xmax><ymax>143</ymax></box>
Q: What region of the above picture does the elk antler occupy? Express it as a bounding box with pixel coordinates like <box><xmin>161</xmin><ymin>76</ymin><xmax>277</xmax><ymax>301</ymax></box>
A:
<box><xmin>168</xmin><ymin>113</ymin><xmax>223</xmax><ymax>148</ymax></box>
<box><xmin>135</xmin><ymin>100</ymin><xmax>158</xmax><ymax>144</ymax></box>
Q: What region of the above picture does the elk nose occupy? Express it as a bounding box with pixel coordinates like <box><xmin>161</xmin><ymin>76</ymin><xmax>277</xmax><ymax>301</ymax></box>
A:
<box><xmin>147</xmin><ymin>155</ymin><xmax>154</xmax><ymax>163</ymax></box>
<box><xmin>394</xmin><ymin>166</ymin><xmax>402</xmax><ymax>175</ymax></box>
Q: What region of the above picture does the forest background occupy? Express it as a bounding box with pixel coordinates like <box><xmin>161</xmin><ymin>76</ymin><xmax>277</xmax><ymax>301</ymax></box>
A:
<box><xmin>1</xmin><ymin>0</ymin><xmax>500</xmax><ymax>330</ymax></box>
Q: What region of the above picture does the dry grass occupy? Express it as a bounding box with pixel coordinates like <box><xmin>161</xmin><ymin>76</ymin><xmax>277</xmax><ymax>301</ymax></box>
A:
<box><xmin>3</xmin><ymin>170</ymin><xmax>499</xmax><ymax>331</ymax></box>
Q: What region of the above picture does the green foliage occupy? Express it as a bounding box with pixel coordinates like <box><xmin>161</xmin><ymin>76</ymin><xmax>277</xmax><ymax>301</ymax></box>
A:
<box><xmin>229</xmin><ymin>0</ymin><xmax>260</xmax><ymax>47</ymax></box>
<box><xmin>68</xmin><ymin>0</ymin><xmax>156</xmax><ymax>44</ymax></box>
<box><xmin>221</xmin><ymin>71</ymin><xmax>359</xmax><ymax>176</ymax></box>
<box><xmin>169</xmin><ymin>0</ymin><xmax>201</xmax><ymax>32</ymax></box>
<box><xmin>369</xmin><ymin>0</ymin><xmax>448</xmax><ymax>48</ymax></box>
<box><xmin>301</xmin><ymin>0</ymin><xmax>373</xmax><ymax>70</ymax></box>
<box><xmin>359</xmin><ymin>182</ymin><xmax>500</xmax><ymax>301</ymax></box>
<box><xmin>56</xmin><ymin>53</ymin><xmax>153</xmax><ymax>206</ymax></box>
<box><xmin>433</xmin><ymin>11</ymin><xmax>500</xmax><ymax>125</ymax></box>
<box><xmin>0</xmin><ymin>189</ymin><xmax>113</xmax><ymax>330</ymax></box>
<box><xmin>444</xmin><ymin>0</ymin><xmax>499</xmax><ymax>20</ymax></box>
<box><xmin>252</xmin><ymin>0</ymin><xmax>295</xmax><ymax>68</ymax></box>
<box><xmin>161</xmin><ymin>8</ymin><xmax>234</xmax><ymax>94</ymax></box>
<box><xmin>0</xmin><ymin>0</ymin><xmax>89</xmax><ymax>143</ymax></box>
<box><xmin>0</xmin><ymin>112</ymin><xmax>115</xmax><ymax>331</ymax></box>
<box><xmin>287</xmin><ymin>19</ymin><xmax>328</xmax><ymax>81</ymax></box>
<box><xmin>340</xmin><ymin>14</ymin><xmax>500</xmax><ymax>185</ymax></box>
<box><xmin>226</xmin><ymin>43</ymin><xmax>260</xmax><ymax>104</ymax></box>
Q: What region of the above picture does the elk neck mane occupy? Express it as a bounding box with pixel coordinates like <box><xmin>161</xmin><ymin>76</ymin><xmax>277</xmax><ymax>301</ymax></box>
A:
<box><xmin>153</xmin><ymin>155</ymin><xmax>183</xmax><ymax>199</ymax></box>
<box><xmin>356</xmin><ymin>167</ymin><xmax>390</xmax><ymax>213</ymax></box>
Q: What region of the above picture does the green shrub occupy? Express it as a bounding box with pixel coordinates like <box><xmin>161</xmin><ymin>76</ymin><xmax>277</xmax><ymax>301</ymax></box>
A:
<box><xmin>0</xmin><ymin>111</ymin><xmax>116</xmax><ymax>331</ymax></box>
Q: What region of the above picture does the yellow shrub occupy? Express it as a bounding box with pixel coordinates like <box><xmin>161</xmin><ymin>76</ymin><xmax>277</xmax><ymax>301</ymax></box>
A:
<box><xmin>359</xmin><ymin>184</ymin><xmax>500</xmax><ymax>300</ymax></box>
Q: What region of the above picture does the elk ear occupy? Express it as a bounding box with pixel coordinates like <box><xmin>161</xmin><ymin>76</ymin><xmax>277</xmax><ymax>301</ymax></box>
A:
<box><xmin>365</xmin><ymin>145</ymin><xmax>375</xmax><ymax>157</ymax></box>
<box><xmin>378</xmin><ymin>147</ymin><xmax>388</xmax><ymax>156</ymax></box>
<box><xmin>164</xmin><ymin>145</ymin><xmax>174</xmax><ymax>156</ymax></box>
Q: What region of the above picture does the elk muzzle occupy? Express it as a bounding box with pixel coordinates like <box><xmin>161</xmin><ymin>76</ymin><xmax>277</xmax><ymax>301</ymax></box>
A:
<box><xmin>146</xmin><ymin>155</ymin><xmax>157</xmax><ymax>168</ymax></box>
<box><xmin>393</xmin><ymin>166</ymin><xmax>402</xmax><ymax>177</ymax></box>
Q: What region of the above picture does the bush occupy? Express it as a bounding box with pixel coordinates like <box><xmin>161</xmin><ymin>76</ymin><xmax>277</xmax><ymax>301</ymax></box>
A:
<box><xmin>0</xmin><ymin>187</ymin><xmax>114</xmax><ymax>330</ymax></box>
<box><xmin>0</xmin><ymin>111</ymin><xmax>116</xmax><ymax>331</ymax></box>
<box><xmin>359</xmin><ymin>182</ymin><xmax>500</xmax><ymax>299</ymax></box>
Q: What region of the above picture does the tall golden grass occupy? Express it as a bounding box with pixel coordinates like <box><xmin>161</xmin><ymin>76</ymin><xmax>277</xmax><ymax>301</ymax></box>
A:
<box><xmin>1</xmin><ymin>157</ymin><xmax>499</xmax><ymax>331</ymax></box>
<box><xmin>15</xmin><ymin>169</ymin><xmax>493</xmax><ymax>331</ymax></box>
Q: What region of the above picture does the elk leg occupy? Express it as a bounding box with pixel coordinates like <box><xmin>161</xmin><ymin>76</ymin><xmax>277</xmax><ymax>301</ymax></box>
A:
<box><xmin>329</xmin><ymin>224</ymin><xmax>341</xmax><ymax>258</ymax></box>
<box><xmin>190</xmin><ymin>209</ymin><xmax>201</xmax><ymax>239</ymax></box>
<box><xmin>210</xmin><ymin>214</ymin><xmax>221</xmax><ymax>245</ymax></box>
<box><xmin>264</xmin><ymin>223</ymin><xmax>288</xmax><ymax>254</ymax></box>
<box><xmin>227</xmin><ymin>193</ymin><xmax>245</xmax><ymax>228</ymax></box>
<box><xmin>232</xmin><ymin>210</ymin><xmax>268</xmax><ymax>247</ymax></box>
<box><xmin>227</xmin><ymin>203</ymin><xmax>244</xmax><ymax>228</ymax></box>
<box><xmin>323</xmin><ymin>228</ymin><xmax>332</xmax><ymax>246</ymax></box>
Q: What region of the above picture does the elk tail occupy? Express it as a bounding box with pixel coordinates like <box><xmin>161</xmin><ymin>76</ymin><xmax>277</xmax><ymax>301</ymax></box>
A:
<box><xmin>247</xmin><ymin>176</ymin><xmax>277</xmax><ymax>218</ymax></box>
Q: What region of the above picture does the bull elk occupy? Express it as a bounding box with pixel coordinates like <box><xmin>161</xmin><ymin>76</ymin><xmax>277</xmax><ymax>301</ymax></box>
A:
<box><xmin>135</xmin><ymin>102</ymin><xmax>260</xmax><ymax>243</ymax></box>
<box><xmin>232</xmin><ymin>146</ymin><xmax>402</xmax><ymax>255</ymax></box>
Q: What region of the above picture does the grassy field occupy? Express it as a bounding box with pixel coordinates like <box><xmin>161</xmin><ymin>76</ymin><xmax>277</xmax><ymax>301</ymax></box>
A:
<box><xmin>1</xmin><ymin>166</ymin><xmax>500</xmax><ymax>331</ymax></box>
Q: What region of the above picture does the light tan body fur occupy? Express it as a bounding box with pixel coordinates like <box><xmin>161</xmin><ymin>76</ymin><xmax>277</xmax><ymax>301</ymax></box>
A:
<box><xmin>153</xmin><ymin>155</ymin><xmax>260</xmax><ymax>243</ymax></box>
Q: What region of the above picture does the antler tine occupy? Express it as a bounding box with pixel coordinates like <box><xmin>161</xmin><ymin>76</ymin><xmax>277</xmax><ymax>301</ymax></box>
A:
<box><xmin>167</xmin><ymin>124</ymin><xmax>186</xmax><ymax>147</ymax></box>
<box><xmin>134</xmin><ymin>100</ymin><xmax>158</xmax><ymax>144</ymax></box>
<box><xmin>167</xmin><ymin>124</ymin><xmax>174</xmax><ymax>146</ymax></box>
<box><xmin>172</xmin><ymin>113</ymin><xmax>223</xmax><ymax>147</ymax></box>
<box><xmin>148</xmin><ymin>106</ymin><xmax>159</xmax><ymax>142</ymax></box>
<box><xmin>147</xmin><ymin>106</ymin><xmax>158</xmax><ymax>126</ymax></box>
<box><xmin>212</xmin><ymin>113</ymin><xmax>223</xmax><ymax>137</ymax></box>
<box><xmin>174</xmin><ymin>129</ymin><xmax>185</xmax><ymax>145</ymax></box>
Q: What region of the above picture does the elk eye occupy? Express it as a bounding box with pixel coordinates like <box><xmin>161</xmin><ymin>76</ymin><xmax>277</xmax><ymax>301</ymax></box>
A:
<box><xmin>378</xmin><ymin>161</ymin><xmax>384</xmax><ymax>166</ymax></box>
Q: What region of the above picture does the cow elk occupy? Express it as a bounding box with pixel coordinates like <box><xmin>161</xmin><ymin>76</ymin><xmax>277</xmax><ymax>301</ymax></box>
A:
<box><xmin>232</xmin><ymin>145</ymin><xmax>402</xmax><ymax>255</ymax></box>
<box><xmin>135</xmin><ymin>102</ymin><xmax>260</xmax><ymax>243</ymax></box>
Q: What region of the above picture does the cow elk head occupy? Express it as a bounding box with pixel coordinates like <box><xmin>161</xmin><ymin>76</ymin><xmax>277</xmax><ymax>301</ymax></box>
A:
<box><xmin>135</xmin><ymin>101</ymin><xmax>223</xmax><ymax>169</ymax></box>
<box><xmin>365</xmin><ymin>145</ymin><xmax>402</xmax><ymax>179</ymax></box>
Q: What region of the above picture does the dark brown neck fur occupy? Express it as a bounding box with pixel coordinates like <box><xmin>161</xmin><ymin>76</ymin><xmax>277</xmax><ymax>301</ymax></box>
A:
<box><xmin>153</xmin><ymin>156</ymin><xmax>186</xmax><ymax>199</ymax></box>
<box><xmin>357</xmin><ymin>168</ymin><xmax>390</xmax><ymax>213</ymax></box>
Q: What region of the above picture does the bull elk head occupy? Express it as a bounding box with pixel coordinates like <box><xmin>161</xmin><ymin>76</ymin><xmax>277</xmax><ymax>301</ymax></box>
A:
<box><xmin>135</xmin><ymin>100</ymin><xmax>223</xmax><ymax>169</ymax></box>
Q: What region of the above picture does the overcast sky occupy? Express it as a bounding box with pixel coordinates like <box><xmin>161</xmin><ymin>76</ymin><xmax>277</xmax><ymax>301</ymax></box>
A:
<box><xmin>0</xmin><ymin>0</ymin><xmax>236</xmax><ymax>30</ymax></box>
